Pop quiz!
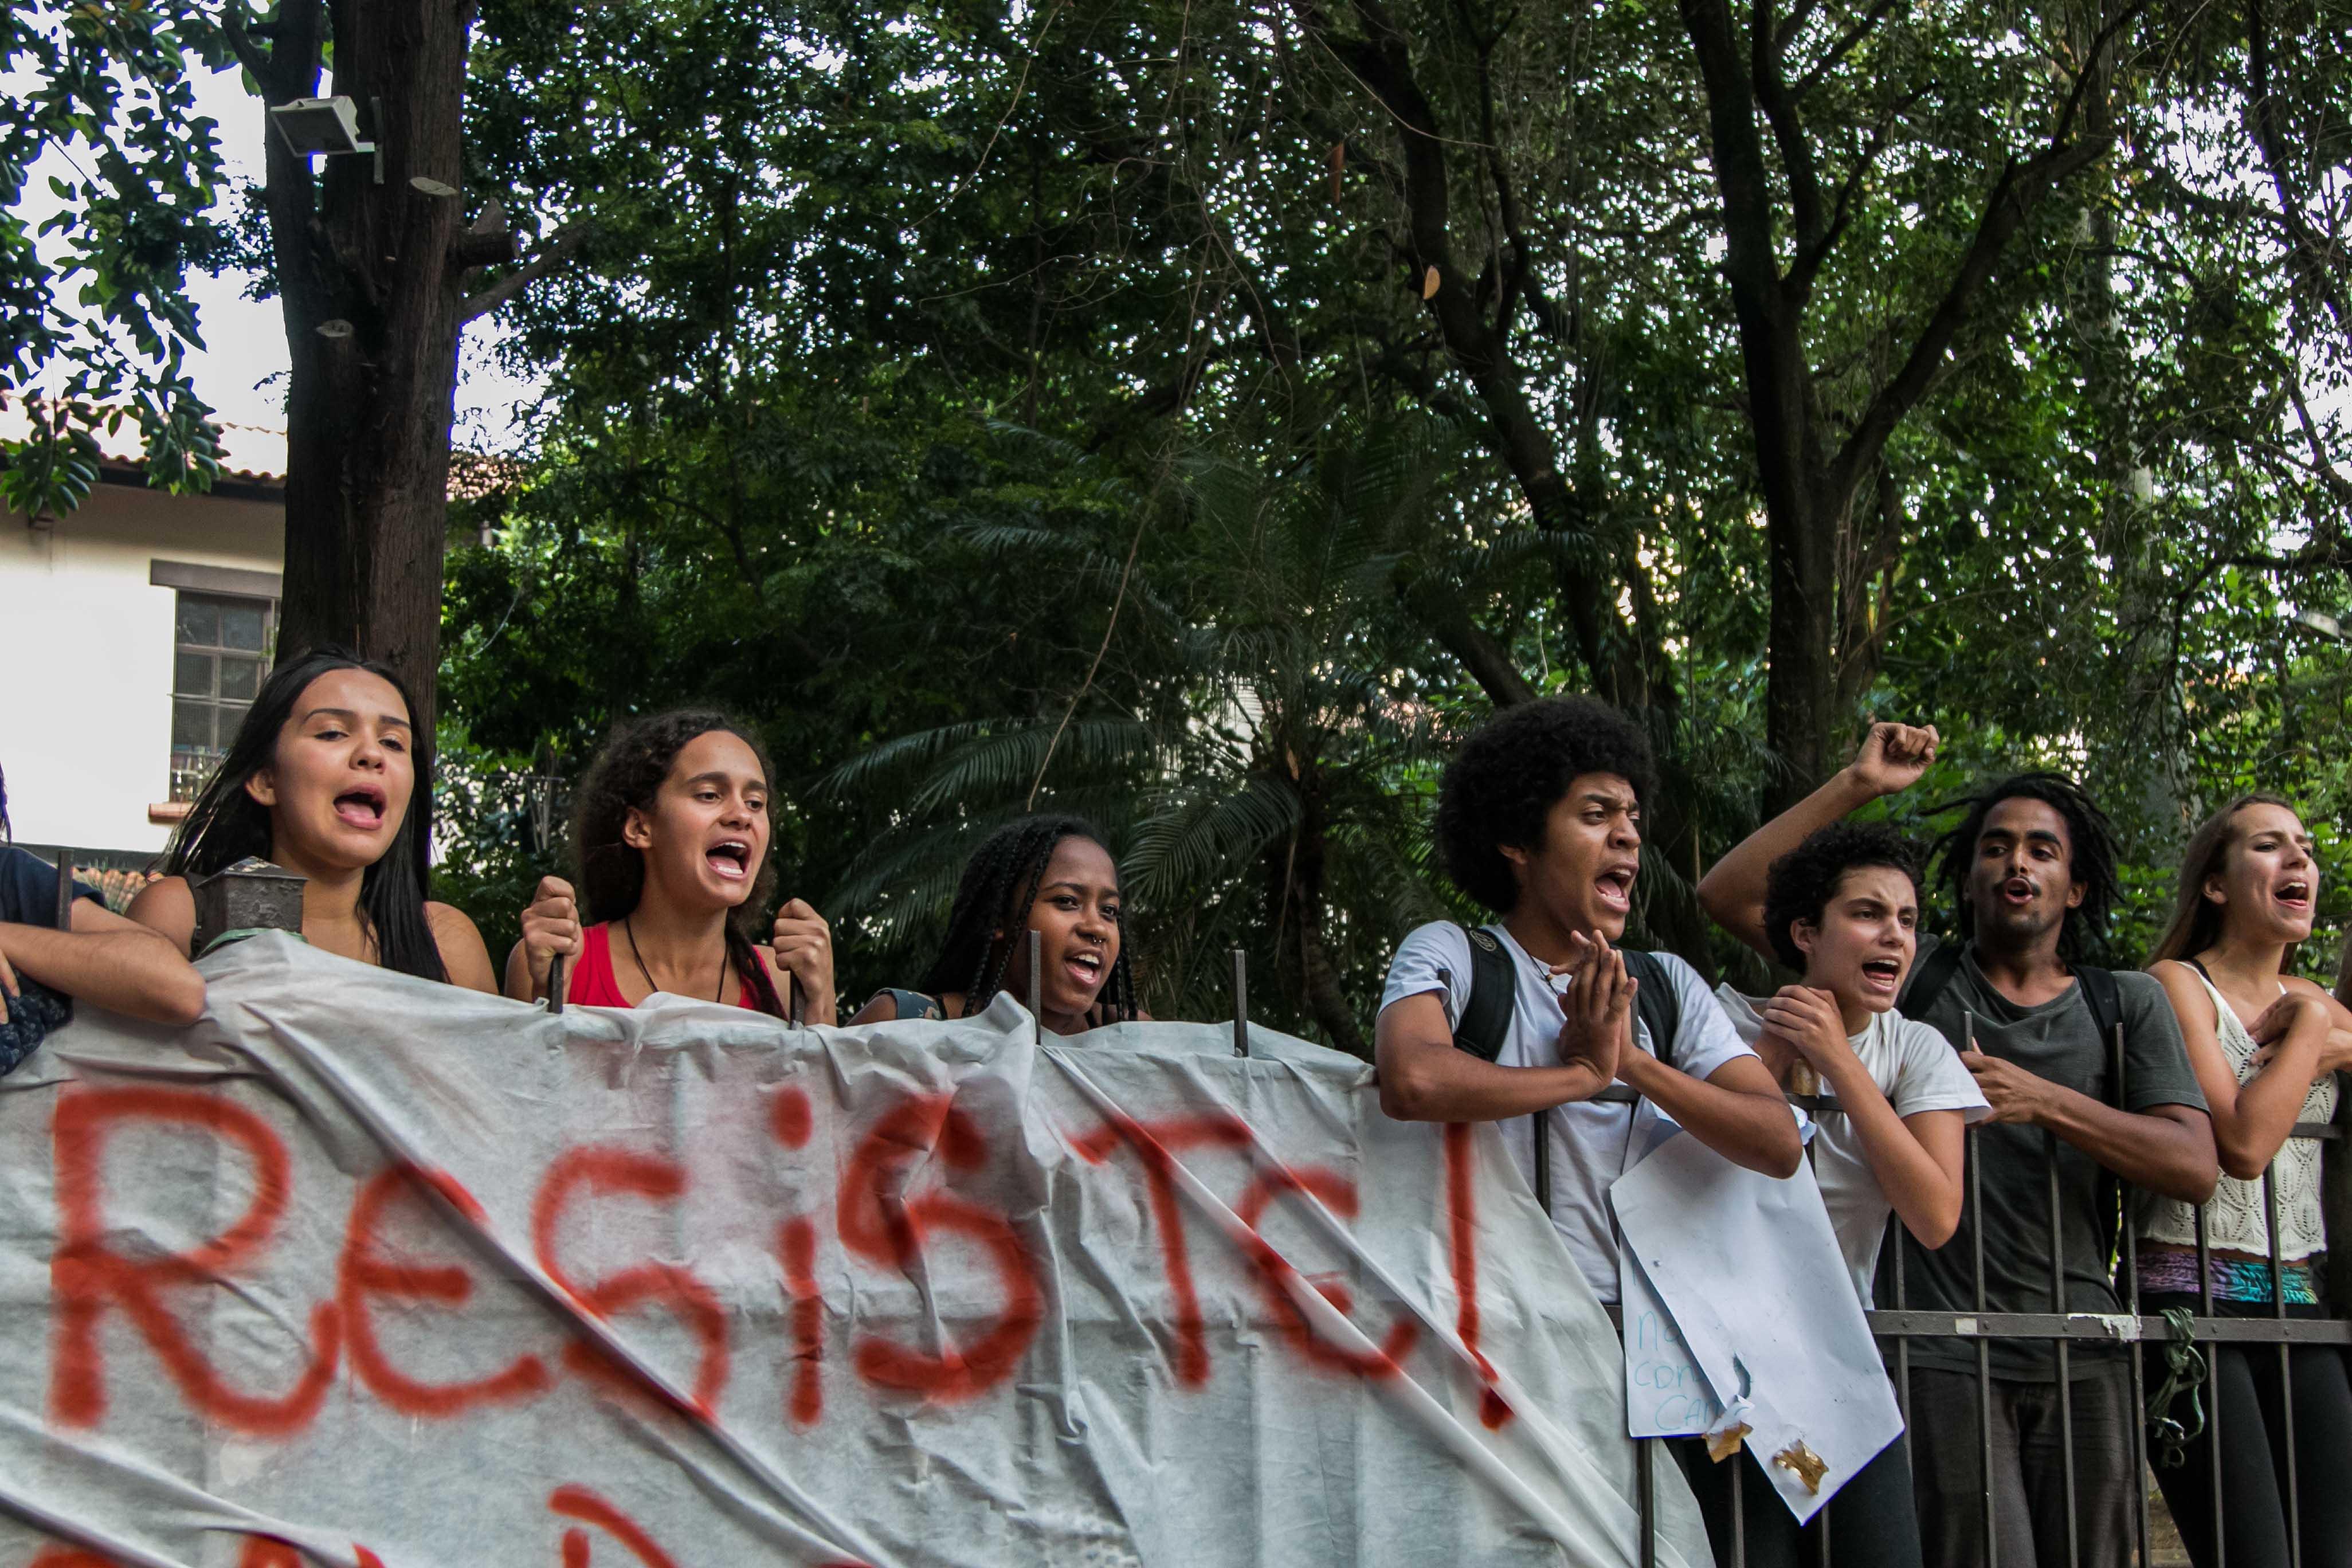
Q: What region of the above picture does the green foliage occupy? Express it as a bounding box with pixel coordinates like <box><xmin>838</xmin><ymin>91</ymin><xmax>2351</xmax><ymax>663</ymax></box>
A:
<box><xmin>424</xmin><ymin>0</ymin><xmax>2352</xmax><ymax>1047</ymax></box>
<box><xmin>2</xmin><ymin>0</ymin><xmax>233</xmax><ymax>513</ymax></box>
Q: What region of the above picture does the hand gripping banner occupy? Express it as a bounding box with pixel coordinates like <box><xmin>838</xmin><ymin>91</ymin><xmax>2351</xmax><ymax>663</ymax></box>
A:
<box><xmin>0</xmin><ymin>934</ymin><xmax>1707</xmax><ymax>1567</ymax></box>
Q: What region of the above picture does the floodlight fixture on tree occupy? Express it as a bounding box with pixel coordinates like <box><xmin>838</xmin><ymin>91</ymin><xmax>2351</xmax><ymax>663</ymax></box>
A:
<box><xmin>268</xmin><ymin>96</ymin><xmax>383</xmax><ymax>182</ymax></box>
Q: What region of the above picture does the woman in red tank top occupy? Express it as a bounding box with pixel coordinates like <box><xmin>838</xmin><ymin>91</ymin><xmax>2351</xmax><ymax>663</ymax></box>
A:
<box><xmin>500</xmin><ymin>711</ymin><xmax>835</xmax><ymax>1019</ymax></box>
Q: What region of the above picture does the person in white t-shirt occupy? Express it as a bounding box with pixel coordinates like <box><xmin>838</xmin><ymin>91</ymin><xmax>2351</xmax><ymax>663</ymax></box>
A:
<box><xmin>1699</xmin><ymin>819</ymin><xmax>1988</xmax><ymax>1568</ymax></box>
<box><xmin>1374</xmin><ymin>696</ymin><xmax>1802</xmax><ymax>1312</ymax></box>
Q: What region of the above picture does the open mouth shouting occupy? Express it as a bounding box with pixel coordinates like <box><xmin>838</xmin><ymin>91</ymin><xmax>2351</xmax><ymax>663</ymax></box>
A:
<box><xmin>705</xmin><ymin>838</ymin><xmax>752</xmax><ymax>882</ymax></box>
<box><xmin>2273</xmin><ymin>876</ymin><xmax>2313</xmax><ymax>918</ymax></box>
<box><xmin>1997</xmin><ymin>875</ymin><xmax>2037</xmax><ymax>908</ymax></box>
<box><xmin>1064</xmin><ymin>946</ymin><xmax>1107</xmax><ymax>995</ymax></box>
<box><xmin>1859</xmin><ymin>956</ymin><xmax>1904</xmax><ymax>996</ymax></box>
<box><xmin>1594</xmin><ymin>863</ymin><xmax>1638</xmax><ymax>915</ymax></box>
<box><xmin>333</xmin><ymin>782</ymin><xmax>388</xmax><ymax>831</ymax></box>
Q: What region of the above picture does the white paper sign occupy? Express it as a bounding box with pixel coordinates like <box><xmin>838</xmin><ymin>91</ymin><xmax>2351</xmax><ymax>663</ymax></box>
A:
<box><xmin>1620</xmin><ymin>1251</ymin><xmax>1723</xmax><ymax>1437</ymax></box>
<box><xmin>1610</xmin><ymin>1131</ymin><xmax>1902</xmax><ymax>1523</ymax></box>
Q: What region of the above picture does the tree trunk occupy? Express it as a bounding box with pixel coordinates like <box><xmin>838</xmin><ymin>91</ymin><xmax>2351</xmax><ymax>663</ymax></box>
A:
<box><xmin>1273</xmin><ymin>771</ymin><xmax>1370</xmax><ymax>1059</ymax></box>
<box><xmin>250</xmin><ymin>0</ymin><xmax>483</xmax><ymax>759</ymax></box>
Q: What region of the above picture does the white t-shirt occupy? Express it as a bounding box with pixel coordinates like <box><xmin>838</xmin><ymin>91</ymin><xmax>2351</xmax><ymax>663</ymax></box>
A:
<box><xmin>1379</xmin><ymin>921</ymin><xmax>1762</xmax><ymax>1304</ymax></box>
<box><xmin>1714</xmin><ymin>987</ymin><xmax>1990</xmax><ymax>1303</ymax></box>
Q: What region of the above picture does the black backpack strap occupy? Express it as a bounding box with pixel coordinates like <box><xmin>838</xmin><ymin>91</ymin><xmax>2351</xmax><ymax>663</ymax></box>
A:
<box><xmin>1440</xmin><ymin>923</ymin><xmax>1553</xmax><ymax>1216</ymax></box>
<box><xmin>2075</xmin><ymin>965</ymin><xmax>2123</xmax><ymax>1049</ymax></box>
<box><xmin>1899</xmin><ymin>938</ymin><xmax>1966</xmax><ymax>1028</ymax></box>
<box><xmin>1448</xmin><ymin>923</ymin><xmax>1516</xmax><ymax>1063</ymax></box>
<box><xmin>1618</xmin><ymin>948</ymin><xmax>1683</xmax><ymax>1070</ymax></box>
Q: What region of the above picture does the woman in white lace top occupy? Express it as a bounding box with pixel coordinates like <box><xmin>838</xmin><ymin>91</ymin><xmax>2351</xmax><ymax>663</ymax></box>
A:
<box><xmin>2139</xmin><ymin>794</ymin><xmax>2352</xmax><ymax>1568</ymax></box>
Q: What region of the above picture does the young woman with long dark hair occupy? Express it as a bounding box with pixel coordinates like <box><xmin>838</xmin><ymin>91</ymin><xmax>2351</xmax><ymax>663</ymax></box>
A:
<box><xmin>130</xmin><ymin>647</ymin><xmax>497</xmax><ymax>990</ymax></box>
<box><xmin>850</xmin><ymin>815</ymin><xmax>1140</xmax><ymax>1032</ymax></box>
<box><xmin>505</xmin><ymin>710</ymin><xmax>834</xmax><ymax>1019</ymax></box>
<box><xmin>2138</xmin><ymin>794</ymin><xmax>2352</xmax><ymax>1568</ymax></box>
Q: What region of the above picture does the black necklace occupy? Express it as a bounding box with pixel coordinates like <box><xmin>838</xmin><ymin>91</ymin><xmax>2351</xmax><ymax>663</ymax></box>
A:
<box><xmin>622</xmin><ymin>916</ymin><xmax>726</xmax><ymax>1002</ymax></box>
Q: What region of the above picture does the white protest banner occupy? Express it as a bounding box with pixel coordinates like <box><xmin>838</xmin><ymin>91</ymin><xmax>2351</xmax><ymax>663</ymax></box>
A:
<box><xmin>0</xmin><ymin>934</ymin><xmax>1710</xmax><ymax>1567</ymax></box>
<box><xmin>1610</xmin><ymin>1131</ymin><xmax>1902</xmax><ymax>1523</ymax></box>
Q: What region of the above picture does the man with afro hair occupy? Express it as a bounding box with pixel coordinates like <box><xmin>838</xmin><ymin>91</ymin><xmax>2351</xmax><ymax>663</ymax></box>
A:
<box><xmin>1700</xmin><ymin>722</ymin><xmax>2214</xmax><ymax>1568</ymax></box>
<box><xmin>1377</xmin><ymin>696</ymin><xmax>1802</xmax><ymax>1317</ymax></box>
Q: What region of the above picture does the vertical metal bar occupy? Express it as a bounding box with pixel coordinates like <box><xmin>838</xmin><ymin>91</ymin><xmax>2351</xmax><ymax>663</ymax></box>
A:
<box><xmin>2048</xmin><ymin>1129</ymin><xmax>2080</xmax><ymax>1568</ymax></box>
<box><xmin>1027</xmin><ymin>930</ymin><xmax>1043</xmax><ymax>1044</ymax></box>
<box><xmin>53</xmin><ymin>848</ymin><xmax>76</xmax><ymax>928</ymax></box>
<box><xmin>1230</xmin><ymin>947</ymin><xmax>1249</xmax><ymax>1058</ymax></box>
<box><xmin>1968</xmin><ymin>1013</ymin><xmax>1998</xmax><ymax>1568</ymax></box>
<box><xmin>1531</xmin><ymin>1109</ymin><xmax>1552</xmax><ymax>1217</ymax></box>
<box><xmin>547</xmin><ymin>952</ymin><xmax>567</xmax><ymax>1015</ymax></box>
<box><xmin>2265</xmin><ymin>1164</ymin><xmax>2300</xmax><ymax>1568</ymax></box>
<box><xmin>2196</xmin><ymin>1201</ymin><xmax>2224</xmax><ymax>1568</ymax></box>
<box><xmin>1818</xmin><ymin>1495</ymin><xmax>1831</xmax><ymax>1568</ymax></box>
<box><xmin>2116</xmin><ymin>1024</ymin><xmax>2151</xmax><ymax>1568</ymax></box>
<box><xmin>1731</xmin><ymin>1448</ymin><xmax>1747</xmax><ymax>1568</ymax></box>
<box><xmin>787</xmin><ymin>970</ymin><xmax>806</xmax><ymax>1026</ymax></box>
<box><xmin>1637</xmin><ymin>1437</ymin><xmax>1656</xmax><ymax>1568</ymax></box>
<box><xmin>1893</xmin><ymin>1215</ymin><xmax>1912</xmax><ymax>1433</ymax></box>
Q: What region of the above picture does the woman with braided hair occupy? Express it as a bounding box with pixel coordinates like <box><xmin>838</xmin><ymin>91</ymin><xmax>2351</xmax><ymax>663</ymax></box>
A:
<box><xmin>504</xmin><ymin>710</ymin><xmax>834</xmax><ymax>1020</ymax></box>
<box><xmin>850</xmin><ymin>815</ymin><xmax>1141</xmax><ymax>1032</ymax></box>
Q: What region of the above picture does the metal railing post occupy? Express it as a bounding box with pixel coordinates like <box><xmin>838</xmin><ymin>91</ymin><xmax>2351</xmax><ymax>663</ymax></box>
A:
<box><xmin>547</xmin><ymin>951</ymin><xmax>567</xmax><ymax>1014</ymax></box>
<box><xmin>2115</xmin><ymin>1024</ymin><xmax>2151</xmax><ymax>1568</ymax></box>
<box><xmin>1892</xmin><ymin>1216</ymin><xmax>1912</xmax><ymax>1432</ymax></box>
<box><xmin>1230</xmin><ymin>948</ymin><xmax>1249</xmax><ymax>1058</ymax></box>
<box><xmin>1638</xmin><ymin>1437</ymin><xmax>1656</xmax><ymax>1568</ymax></box>
<box><xmin>53</xmin><ymin>848</ymin><xmax>76</xmax><ymax>928</ymax></box>
<box><xmin>2195</xmin><ymin>1201</ymin><xmax>2225</xmax><ymax>1568</ymax></box>
<box><xmin>1967</xmin><ymin>1012</ymin><xmax>1998</xmax><ymax>1568</ymax></box>
<box><xmin>2264</xmin><ymin>1165</ymin><xmax>2300</xmax><ymax>1568</ymax></box>
<box><xmin>2047</xmin><ymin>1129</ymin><xmax>2080</xmax><ymax>1568</ymax></box>
<box><xmin>1028</xmin><ymin>930</ymin><xmax>1043</xmax><ymax>1045</ymax></box>
<box><xmin>1730</xmin><ymin>1448</ymin><xmax>1746</xmax><ymax>1568</ymax></box>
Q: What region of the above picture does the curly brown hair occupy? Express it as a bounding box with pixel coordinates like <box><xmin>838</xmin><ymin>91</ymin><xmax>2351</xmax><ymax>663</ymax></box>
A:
<box><xmin>569</xmin><ymin>709</ymin><xmax>786</xmax><ymax>1016</ymax></box>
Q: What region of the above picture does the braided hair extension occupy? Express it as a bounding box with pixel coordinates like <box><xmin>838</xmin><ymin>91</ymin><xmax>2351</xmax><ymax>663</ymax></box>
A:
<box><xmin>918</xmin><ymin>816</ymin><xmax>1138</xmax><ymax>1024</ymax></box>
<box><xmin>570</xmin><ymin>709</ymin><xmax>787</xmax><ymax>1018</ymax></box>
<box><xmin>1927</xmin><ymin>770</ymin><xmax>2122</xmax><ymax>963</ymax></box>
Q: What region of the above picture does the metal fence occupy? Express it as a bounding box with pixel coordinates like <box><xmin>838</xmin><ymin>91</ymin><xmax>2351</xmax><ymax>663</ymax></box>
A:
<box><xmin>1608</xmin><ymin>1012</ymin><xmax>2350</xmax><ymax>1568</ymax></box>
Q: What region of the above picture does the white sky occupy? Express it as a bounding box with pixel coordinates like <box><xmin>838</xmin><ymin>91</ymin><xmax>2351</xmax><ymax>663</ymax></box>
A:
<box><xmin>13</xmin><ymin>58</ymin><xmax>543</xmax><ymax>450</ymax></box>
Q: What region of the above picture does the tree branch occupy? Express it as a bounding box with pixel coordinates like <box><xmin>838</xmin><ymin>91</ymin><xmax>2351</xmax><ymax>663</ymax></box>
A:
<box><xmin>1824</xmin><ymin>4</ymin><xmax>2143</xmax><ymax>501</ymax></box>
<box><xmin>219</xmin><ymin>7</ymin><xmax>275</xmax><ymax>86</ymax></box>
<box><xmin>458</xmin><ymin>224</ymin><xmax>592</xmax><ymax>324</ymax></box>
<box><xmin>2244</xmin><ymin>0</ymin><xmax>2346</xmax><ymax>328</ymax></box>
<box><xmin>1792</xmin><ymin>0</ymin><xmax>1904</xmax><ymax>98</ymax></box>
<box><xmin>1396</xmin><ymin>569</ymin><xmax>1536</xmax><ymax>707</ymax></box>
<box><xmin>1750</xmin><ymin>0</ymin><xmax>1825</xmax><ymax>258</ymax></box>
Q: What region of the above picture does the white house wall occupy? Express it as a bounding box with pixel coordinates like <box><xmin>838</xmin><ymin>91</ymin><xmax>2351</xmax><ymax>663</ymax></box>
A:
<box><xmin>1</xmin><ymin>482</ymin><xmax>283</xmax><ymax>855</ymax></box>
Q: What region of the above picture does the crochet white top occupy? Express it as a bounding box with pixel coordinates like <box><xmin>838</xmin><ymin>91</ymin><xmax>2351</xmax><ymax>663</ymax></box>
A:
<box><xmin>2137</xmin><ymin>966</ymin><xmax>2336</xmax><ymax>1259</ymax></box>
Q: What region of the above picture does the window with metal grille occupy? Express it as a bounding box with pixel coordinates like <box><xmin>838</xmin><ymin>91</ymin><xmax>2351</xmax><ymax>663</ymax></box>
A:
<box><xmin>170</xmin><ymin>590</ymin><xmax>275</xmax><ymax>802</ymax></box>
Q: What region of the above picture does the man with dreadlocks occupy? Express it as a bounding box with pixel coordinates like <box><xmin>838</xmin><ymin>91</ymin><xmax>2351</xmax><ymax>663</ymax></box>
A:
<box><xmin>850</xmin><ymin>815</ymin><xmax>1142</xmax><ymax>1033</ymax></box>
<box><xmin>1700</xmin><ymin>722</ymin><xmax>2217</xmax><ymax>1568</ymax></box>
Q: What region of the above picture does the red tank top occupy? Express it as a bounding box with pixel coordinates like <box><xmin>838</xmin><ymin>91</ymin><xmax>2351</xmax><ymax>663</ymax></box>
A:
<box><xmin>567</xmin><ymin>922</ymin><xmax>771</xmax><ymax>1012</ymax></box>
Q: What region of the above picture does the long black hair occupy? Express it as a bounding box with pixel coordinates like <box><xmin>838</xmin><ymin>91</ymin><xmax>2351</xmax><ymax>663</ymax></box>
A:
<box><xmin>919</xmin><ymin>815</ymin><xmax>1138</xmax><ymax>1022</ymax></box>
<box><xmin>162</xmin><ymin>645</ymin><xmax>446</xmax><ymax>981</ymax></box>
<box><xmin>1928</xmin><ymin>770</ymin><xmax>2120</xmax><ymax>962</ymax></box>
<box><xmin>569</xmin><ymin>708</ymin><xmax>786</xmax><ymax>1018</ymax></box>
